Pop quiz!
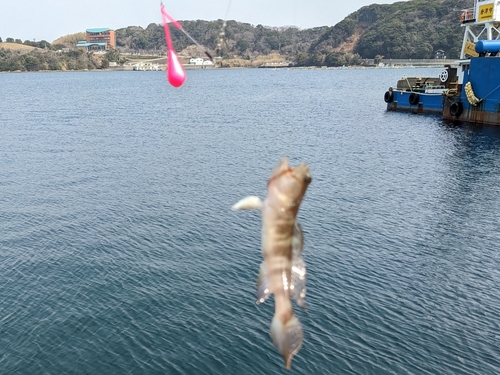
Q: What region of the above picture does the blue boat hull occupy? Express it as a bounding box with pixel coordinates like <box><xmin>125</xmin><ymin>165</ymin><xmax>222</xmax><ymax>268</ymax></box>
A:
<box><xmin>443</xmin><ymin>57</ymin><xmax>500</xmax><ymax>125</ymax></box>
<box><xmin>385</xmin><ymin>58</ymin><xmax>500</xmax><ymax>125</ymax></box>
<box><xmin>386</xmin><ymin>90</ymin><xmax>444</xmax><ymax>114</ymax></box>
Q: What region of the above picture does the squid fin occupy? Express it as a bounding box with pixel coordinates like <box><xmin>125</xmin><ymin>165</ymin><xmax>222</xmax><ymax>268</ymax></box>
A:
<box><xmin>232</xmin><ymin>196</ymin><xmax>262</xmax><ymax>211</ymax></box>
<box><xmin>270</xmin><ymin>315</ymin><xmax>303</xmax><ymax>370</ymax></box>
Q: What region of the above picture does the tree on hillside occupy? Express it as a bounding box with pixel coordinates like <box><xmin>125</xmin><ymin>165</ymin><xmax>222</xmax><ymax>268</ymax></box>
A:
<box><xmin>307</xmin><ymin>52</ymin><xmax>324</xmax><ymax>67</ymax></box>
<box><xmin>374</xmin><ymin>54</ymin><xmax>383</xmax><ymax>64</ymax></box>
<box><xmin>105</xmin><ymin>49</ymin><xmax>128</xmax><ymax>64</ymax></box>
<box><xmin>52</xmin><ymin>44</ymin><xmax>66</xmax><ymax>51</ymax></box>
<box><xmin>296</xmin><ymin>52</ymin><xmax>309</xmax><ymax>66</ymax></box>
<box><xmin>324</xmin><ymin>52</ymin><xmax>362</xmax><ymax>66</ymax></box>
<box><xmin>236</xmin><ymin>39</ymin><xmax>249</xmax><ymax>54</ymax></box>
<box><xmin>145</xmin><ymin>23</ymin><xmax>165</xmax><ymax>51</ymax></box>
<box><xmin>0</xmin><ymin>37</ymin><xmax>2</xmax><ymax>43</ymax></box>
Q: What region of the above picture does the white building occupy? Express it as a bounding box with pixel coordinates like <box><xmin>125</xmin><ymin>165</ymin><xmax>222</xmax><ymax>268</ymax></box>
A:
<box><xmin>189</xmin><ymin>58</ymin><xmax>214</xmax><ymax>66</ymax></box>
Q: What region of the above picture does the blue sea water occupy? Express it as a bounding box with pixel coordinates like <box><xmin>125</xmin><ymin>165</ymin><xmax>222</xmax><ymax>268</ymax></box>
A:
<box><xmin>0</xmin><ymin>68</ymin><xmax>499</xmax><ymax>374</ymax></box>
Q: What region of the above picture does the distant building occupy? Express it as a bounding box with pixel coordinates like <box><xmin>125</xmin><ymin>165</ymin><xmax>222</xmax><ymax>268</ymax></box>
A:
<box><xmin>434</xmin><ymin>49</ymin><xmax>446</xmax><ymax>59</ymax></box>
<box><xmin>189</xmin><ymin>58</ymin><xmax>214</xmax><ymax>66</ymax></box>
<box><xmin>77</xmin><ymin>28</ymin><xmax>115</xmax><ymax>52</ymax></box>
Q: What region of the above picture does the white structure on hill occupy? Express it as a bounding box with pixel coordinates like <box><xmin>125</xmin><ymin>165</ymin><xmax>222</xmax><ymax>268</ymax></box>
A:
<box><xmin>189</xmin><ymin>58</ymin><xmax>213</xmax><ymax>66</ymax></box>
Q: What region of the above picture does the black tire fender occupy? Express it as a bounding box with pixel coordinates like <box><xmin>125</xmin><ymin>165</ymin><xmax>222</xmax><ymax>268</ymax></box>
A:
<box><xmin>384</xmin><ymin>91</ymin><xmax>394</xmax><ymax>103</ymax></box>
<box><xmin>409</xmin><ymin>93</ymin><xmax>420</xmax><ymax>105</ymax></box>
<box><xmin>450</xmin><ymin>102</ymin><xmax>463</xmax><ymax>117</ymax></box>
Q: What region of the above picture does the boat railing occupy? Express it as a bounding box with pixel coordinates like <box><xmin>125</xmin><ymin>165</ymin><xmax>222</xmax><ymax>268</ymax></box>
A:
<box><xmin>461</xmin><ymin>8</ymin><xmax>476</xmax><ymax>23</ymax></box>
<box><xmin>425</xmin><ymin>85</ymin><xmax>446</xmax><ymax>90</ymax></box>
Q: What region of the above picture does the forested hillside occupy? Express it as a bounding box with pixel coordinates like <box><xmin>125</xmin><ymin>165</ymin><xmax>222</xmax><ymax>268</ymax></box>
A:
<box><xmin>113</xmin><ymin>0</ymin><xmax>474</xmax><ymax>64</ymax></box>
<box><xmin>0</xmin><ymin>0</ymin><xmax>476</xmax><ymax>71</ymax></box>
<box><xmin>0</xmin><ymin>48</ymin><xmax>115</xmax><ymax>71</ymax></box>
<box><xmin>312</xmin><ymin>0</ymin><xmax>474</xmax><ymax>59</ymax></box>
<box><xmin>114</xmin><ymin>21</ymin><xmax>329</xmax><ymax>59</ymax></box>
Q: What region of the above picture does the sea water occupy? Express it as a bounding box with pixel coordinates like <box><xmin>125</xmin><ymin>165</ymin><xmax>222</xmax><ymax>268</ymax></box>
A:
<box><xmin>0</xmin><ymin>68</ymin><xmax>499</xmax><ymax>374</ymax></box>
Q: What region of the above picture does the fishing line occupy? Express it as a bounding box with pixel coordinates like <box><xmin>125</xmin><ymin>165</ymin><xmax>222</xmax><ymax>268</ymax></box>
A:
<box><xmin>216</xmin><ymin>0</ymin><xmax>233</xmax><ymax>56</ymax></box>
<box><xmin>159</xmin><ymin>0</ymin><xmax>232</xmax><ymax>86</ymax></box>
<box><xmin>160</xmin><ymin>3</ymin><xmax>214</xmax><ymax>61</ymax></box>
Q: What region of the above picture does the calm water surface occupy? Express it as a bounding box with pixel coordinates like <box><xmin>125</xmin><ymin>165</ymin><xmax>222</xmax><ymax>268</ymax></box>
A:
<box><xmin>1</xmin><ymin>68</ymin><xmax>499</xmax><ymax>374</ymax></box>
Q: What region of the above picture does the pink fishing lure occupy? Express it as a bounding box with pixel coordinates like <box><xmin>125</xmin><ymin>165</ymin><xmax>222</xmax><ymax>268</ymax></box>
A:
<box><xmin>160</xmin><ymin>4</ymin><xmax>186</xmax><ymax>87</ymax></box>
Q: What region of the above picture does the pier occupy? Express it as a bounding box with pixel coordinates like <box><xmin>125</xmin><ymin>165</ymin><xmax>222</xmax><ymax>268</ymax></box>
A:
<box><xmin>379</xmin><ymin>58</ymin><xmax>457</xmax><ymax>67</ymax></box>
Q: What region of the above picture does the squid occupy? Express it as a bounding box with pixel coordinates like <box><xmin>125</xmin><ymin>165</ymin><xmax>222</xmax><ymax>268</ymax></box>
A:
<box><xmin>232</xmin><ymin>158</ymin><xmax>312</xmax><ymax>369</ymax></box>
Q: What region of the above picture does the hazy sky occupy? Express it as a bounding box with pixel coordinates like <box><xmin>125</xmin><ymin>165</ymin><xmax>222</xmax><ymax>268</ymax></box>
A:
<box><xmin>0</xmin><ymin>0</ymin><xmax>402</xmax><ymax>43</ymax></box>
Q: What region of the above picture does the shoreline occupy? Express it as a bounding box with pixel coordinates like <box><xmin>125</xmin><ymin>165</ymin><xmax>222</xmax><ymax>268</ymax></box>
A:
<box><xmin>0</xmin><ymin>65</ymin><xmax>446</xmax><ymax>74</ymax></box>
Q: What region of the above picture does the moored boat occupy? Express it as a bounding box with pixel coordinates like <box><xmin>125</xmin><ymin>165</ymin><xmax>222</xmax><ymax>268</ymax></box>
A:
<box><xmin>385</xmin><ymin>0</ymin><xmax>500</xmax><ymax>125</ymax></box>
<box><xmin>384</xmin><ymin>68</ymin><xmax>458</xmax><ymax>114</ymax></box>
<box><xmin>133</xmin><ymin>63</ymin><xmax>162</xmax><ymax>71</ymax></box>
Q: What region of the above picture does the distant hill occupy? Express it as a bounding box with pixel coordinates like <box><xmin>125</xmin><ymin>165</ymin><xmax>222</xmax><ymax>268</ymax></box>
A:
<box><xmin>1</xmin><ymin>0</ymin><xmax>477</xmax><ymax>71</ymax></box>
<box><xmin>0</xmin><ymin>42</ymin><xmax>38</xmax><ymax>52</ymax></box>
<box><xmin>113</xmin><ymin>21</ymin><xmax>329</xmax><ymax>59</ymax></box>
<box><xmin>109</xmin><ymin>0</ymin><xmax>474</xmax><ymax>65</ymax></box>
<box><xmin>311</xmin><ymin>0</ymin><xmax>474</xmax><ymax>59</ymax></box>
<box><xmin>52</xmin><ymin>32</ymin><xmax>86</xmax><ymax>47</ymax></box>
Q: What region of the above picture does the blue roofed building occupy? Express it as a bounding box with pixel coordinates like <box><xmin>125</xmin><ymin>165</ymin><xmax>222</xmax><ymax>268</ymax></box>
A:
<box><xmin>76</xmin><ymin>28</ymin><xmax>115</xmax><ymax>52</ymax></box>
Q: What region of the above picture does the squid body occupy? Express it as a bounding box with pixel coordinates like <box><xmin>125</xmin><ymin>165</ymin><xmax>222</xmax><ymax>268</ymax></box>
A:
<box><xmin>232</xmin><ymin>158</ymin><xmax>312</xmax><ymax>369</ymax></box>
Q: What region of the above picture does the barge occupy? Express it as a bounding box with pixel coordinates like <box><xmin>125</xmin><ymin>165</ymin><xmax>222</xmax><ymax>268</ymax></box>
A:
<box><xmin>385</xmin><ymin>0</ymin><xmax>500</xmax><ymax>125</ymax></box>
